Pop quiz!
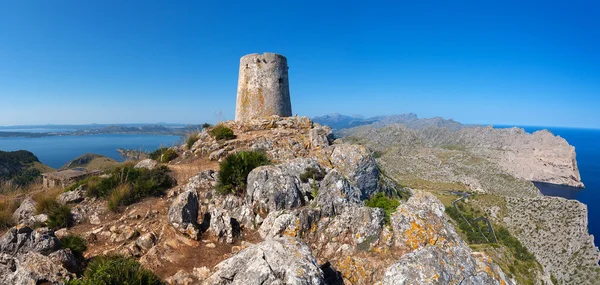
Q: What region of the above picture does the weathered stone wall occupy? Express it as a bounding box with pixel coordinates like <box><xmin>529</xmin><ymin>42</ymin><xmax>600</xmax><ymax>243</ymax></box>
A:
<box><xmin>235</xmin><ymin>53</ymin><xmax>292</xmax><ymax>121</ymax></box>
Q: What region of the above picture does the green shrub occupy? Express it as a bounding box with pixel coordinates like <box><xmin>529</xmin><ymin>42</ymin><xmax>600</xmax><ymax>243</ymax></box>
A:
<box><xmin>202</xmin><ymin>123</ymin><xmax>212</xmax><ymax>129</ymax></box>
<box><xmin>365</xmin><ymin>193</ymin><xmax>400</xmax><ymax>223</ymax></box>
<box><xmin>299</xmin><ymin>167</ymin><xmax>326</xmax><ymax>183</ymax></box>
<box><xmin>67</xmin><ymin>255</ymin><xmax>162</xmax><ymax>285</ymax></box>
<box><xmin>210</xmin><ymin>125</ymin><xmax>236</xmax><ymax>140</ymax></box>
<box><xmin>216</xmin><ymin>151</ymin><xmax>270</xmax><ymax>195</ymax></box>
<box><xmin>36</xmin><ymin>198</ymin><xmax>61</xmax><ymax>215</ymax></box>
<box><xmin>61</xmin><ymin>234</ymin><xmax>87</xmax><ymax>267</ymax></box>
<box><xmin>47</xmin><ymin>205</ymin><xmax>73</xmax><ymax>229</ymax></box>
<box><xmin>149</xmin><ymin>148</ymin><xmax>178</xmax><ymax>163</ymax></box>
<box><xmin>87</xmin><ymin>165</ymin><xmax>174</xmax><ymax>210</ymax></box>
<box><xmin>185</xmin><ymin>131</ymin><xmax>200</xmax><ymax>150</ymax></box>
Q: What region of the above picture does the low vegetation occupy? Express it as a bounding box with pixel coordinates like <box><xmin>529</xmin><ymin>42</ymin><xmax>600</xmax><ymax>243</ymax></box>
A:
<box><xmin>365</xmin><ymin>192</ymin><xmax>401</xmax><ymax>223</ymax></box>
<box><xmin>149</xmin><ymin>148</ymin><xmax>178</xmax><ymax>163</ymax></box>
<box><xmin>216</xmin><ymin>151</ymin><xmax>270</xmax><ymax>195</ymax></box>
<box><xmin>67</xmin><ymin>255</ymin><xmax>163</xmax><ymax>285</ymax></box>
<box><xmin>0</xmin><ymin>199</ymin><xmax>19</xmax><ymax>230</ymax></box>
<box><xmin>83</xmin><ymin>164</ymin><xmax>174</xmax><ymax>212</ymax></box>
<box><xmin>202</xmin><ymin>123</ymin><xmax>212</xmax><ymax>129</ymax></box>
<box><xmin>299</xmin><ymin>167</ymin><xmax>326</xmax><ymax>183</ymax></box>
<box><xmin>61</xmin><ymin>235</ymin><xmax>87</xmax><ymax>270</ymax></box>
<box><xmin>210</xmin><ymin>125</ymin><xmax>236</xmax><ymax>140</ymax></box>
<box><xmin>445</xmin><ymin>199</ymin><xmax>539</xmax><ymax>284</ymax></box>
<box><xmin>185</xmin><ymin>130</ymin><xmax>201</xmax><ymax>149</ymax></box>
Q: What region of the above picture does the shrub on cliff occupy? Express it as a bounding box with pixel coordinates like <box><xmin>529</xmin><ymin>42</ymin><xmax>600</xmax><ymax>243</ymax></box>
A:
<box><xmin>365</xmin><ymin>193</ymin><xmax>400</xmax><ymax>223</ymax></box>
<box><xmin>216</xmin><ymin>151</ymin><xmax>270</xmax><ymax>195</ymax></box>
<box><xmin>149</xmin><ymin>148</ymin><xmax>178</xmax><ymax>163</ymax></box>
<box><xmin>210</xmin><ymin>125</ymin><xmax>236</xmax><ymax>140</ymax></box>
<box><xmin>67</xmin><ymin>255</ymin><xmax>162</xmax><ymax>285</ymax></box>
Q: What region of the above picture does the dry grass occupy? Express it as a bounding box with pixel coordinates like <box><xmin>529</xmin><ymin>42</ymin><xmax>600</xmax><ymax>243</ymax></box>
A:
<box><xmin>0</xmin><ymin>198</ymin><xmax>20</xmax><ymax>230</ymax></box>
<box><xmin>32</xmin><ymin>186</ymin><xmax>64</xmax><ymax>214</ymax></box>
<box><xmin>107</xmin><ymin>184</ymin><xmax>132</xmax><ymax>212</ymax></box>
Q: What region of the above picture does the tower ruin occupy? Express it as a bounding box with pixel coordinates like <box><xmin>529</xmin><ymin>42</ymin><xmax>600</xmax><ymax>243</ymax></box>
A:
<box><xmin>235</xmin><ymin>53</ymin><xmax>292</xmax><ymax>121</ymax></box>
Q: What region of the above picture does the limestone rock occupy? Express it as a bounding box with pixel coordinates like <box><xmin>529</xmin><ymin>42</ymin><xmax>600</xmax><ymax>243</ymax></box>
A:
<box><xmin>12</xmin><ymin>198</ymin><xmax>36</xmax><ymax>224</ymax></box>
<box><xmin>209</xmin><ymin>149</ymin><xmax>226</xmax><ymax>161</ymax></box>
<box><xmin>134</xmin><ymin>159</ymin><xmax>158</xmax><ymax>170</ymax></box>
<box><xmin>57</xmin><ymin>186</ymin><xmax>86</xmax><ymax>204</ymax></box>
<box><xmin>0</xmin><ymin>227</ymin><xmax>61</xmax><ymax>256</ymax></box>
<box><xmin>246</xmin><ymin>158</ymin><xmax>321</xmax><ymax>214</ymax></box>
<box><xmin>310</xmin><ymin>125</ymin><xmax>334</xmax><ymax>149</ymax></box>
<box><xmin>390</xmin><ymin>191</ymin><xmax>463</xmax><ymax>252</ymax></box>
<box><xmin>207</xmin><ymin>208</ymin><xmax>238</xmax><ymax>244</ymax></box>
<box><xmin>316</xmin><ymin>170</ymin><xmax>362</xmax><ymax>216</ymax></box>
<box><xmin>382</xmin><ymin>246</ymin><xmax>512</xmax><ymax>285</ymax></box>
<box><xmin>135</xmin><ymin>232</ymin><xmax>157</xmax><ymax>251</ymax></box>
<box><xmin>329</xmin><ymin>144</ymin><xmax>379</xmax><ymax>198</ymax></box>
<box><xmin>0</xmin><ymin>252</ymin><xmax>73</xmax><ymax>284</ymax></box>
<box><xmin>203</xmin><ymin>237</ymin><xmax>324</xmax><ymax>285</ymax></box>
<box><xmin>168</xmin><ymin>190</ymin><xmax>200</xmax><ymax>240</ymax></box>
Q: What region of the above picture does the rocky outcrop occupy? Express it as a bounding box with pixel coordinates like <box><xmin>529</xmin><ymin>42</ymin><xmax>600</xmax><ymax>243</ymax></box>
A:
<box><xmin>246</xmin><ymin>158</ymin><xmax>322</xmax><ymax>214</ymax></box>
<box><xmin>12</xmin><ymin>198</ymin><xmax>37</xmax><ymax>225</ymax></box>
<box><xmin>383</xmin><ymin>192</ymin><xmax>512</xmax><ymax>285</ymax></box>
<box><xmin>316</xmin><ymin>170</ymin><xmax>362</xmax><ymax>216</ymax></box>
<box><xmin>135</xmin><ymin>159</ymin><xmax>158</xmax><ymax>170</ymax></box>
<box><xmin>168</xmin><ymin>190</ymin><xmax>200</xmax><ymax>240</ymax></box>
<box><xmin>57</xmin><ymin>186</ymin><xmax>86</xmax><ymax>204</ymax></box>
<box><xmin>329</xmin><ymin>144</ymin><xmax>379</xmax><ymax>198</ymax></box>
<box><xmin>382</xmin><ymin>247</ymin><xmax>510</xmax><ymax>285</ymax></box>
<box><xmin>0</xmin><ymin>226</ymin><xmax>75</xmax><ymax>284</ymax></box>
<box><xmin>203</xmin><ymin>237</ymin><xmax>324</xmax><ymax>285</ymax></box>
<box><xmin>504</xmin><ymin>196</ymin><xmax>600</xmax><ymax>284</ymax></box>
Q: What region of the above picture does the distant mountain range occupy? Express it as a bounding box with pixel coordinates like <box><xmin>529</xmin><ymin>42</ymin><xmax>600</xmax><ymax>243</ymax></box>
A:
<box><xmin>312</xmin><ymin>113</ymin><xmax>466</xmax><ymax>131</ymax></box>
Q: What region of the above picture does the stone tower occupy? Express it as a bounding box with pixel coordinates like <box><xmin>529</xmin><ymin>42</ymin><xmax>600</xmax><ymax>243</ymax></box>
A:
<box><xmin>235</xmin><ymin>53</ymin><xmax>292</xmax><ymax>121</ymax></box>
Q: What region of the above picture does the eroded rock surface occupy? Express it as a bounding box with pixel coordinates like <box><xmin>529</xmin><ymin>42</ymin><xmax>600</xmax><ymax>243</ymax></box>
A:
<box><xmin>203</xmin><ymin>237</ymin><xmax>324</xmax><ymax>285</ymax></box>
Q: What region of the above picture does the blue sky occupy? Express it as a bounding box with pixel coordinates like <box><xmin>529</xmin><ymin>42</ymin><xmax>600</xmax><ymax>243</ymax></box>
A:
<box><xmin>0</xmin><ymin>1</ymin><xmax>598</xmax><ymax>128</ymax></box>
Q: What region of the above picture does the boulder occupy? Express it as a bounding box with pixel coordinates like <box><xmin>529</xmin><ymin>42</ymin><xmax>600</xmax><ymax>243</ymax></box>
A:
<box><xmin>316</xmin><ymin>170</ymin><xmax>362</xmax><ymax>216</ymax></box>
<box><xmin>203</xmin><ymin>237</ymin><xmax>324</xmax><ymax>285</ymax></box>
<box><xmin>0</xmin><ymin>252</ymin><xmax>73</xmax><ymax>284</ymax></box>
<box><xmin>329</xmin><ymin>144</ymin><xmax>379</xmax><ymax>199</ymax></box>
<box><xmin>382</xmin><ymin>246</ymin><xmax>512</xmax><ymax>285</ymax></box>
<box><xmin>246</xmin><ymin>158</ymin><xmax>322</xmax><ymax>214</ymax></box>
<box><xmin>209</xmin><ymin>149</ymin><xmax>226</xmax><ymax>161</ymax></box>
<box><xmin>207</xmin><ymin>208</ymin><xmax>238</xmax><ymax>244</ymax></box>
<box><xmin>57</xmin><ymin>186</ymin><xmax>86</xmax><ymax>204</ymax></box>
<box><xmin>0</xmin><ymin>227</ymin><xmax>61</xmax><ymax>256</ymax></box>
<box><xmin>134</xmin><ymin>159</ymin><xmax>158</xmax><ymax>170</ymax></box>
<box><xmin>12</xmin><ymin>198</ymin><xmax>37</xmax><ymax>224</ymax></box>
<box><xmin>390</xmin><ymin>191</ymin><xmax>463</xmax><ymax>252</ymax></box>
<box><xmin>168</xmin><ymin>190</ymin><xmax>200</xmax><ymax>240</ymax></box>
<box><xmin>310</xmin><ymin>125</ymin><xmax>334</xmax><ymax>149</ymax></box>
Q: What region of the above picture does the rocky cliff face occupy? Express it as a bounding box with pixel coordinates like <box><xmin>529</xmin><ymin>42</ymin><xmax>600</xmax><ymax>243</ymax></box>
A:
<box><xmin>504</xmin><ymin>197</ymin><xmax>600</xmax><ymax>284</ymax></box>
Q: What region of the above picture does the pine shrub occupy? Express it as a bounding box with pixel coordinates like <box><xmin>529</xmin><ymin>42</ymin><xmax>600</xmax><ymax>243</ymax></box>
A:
<box><xmin>216</xmin><ymin>151</ymin><xmax>270</xmax><ymax>195</ymax></box>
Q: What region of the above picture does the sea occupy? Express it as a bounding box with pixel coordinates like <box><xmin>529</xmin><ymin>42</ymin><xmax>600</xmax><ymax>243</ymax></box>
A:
<box><xmin>0</xmin><ymin>134</ymin><xmax>181</xmax><ymax>168</ymax></box>
<box><xmin>496</xmin><ymin>125</ymin><xmax>600</xmax><ymax>248</ymax></box>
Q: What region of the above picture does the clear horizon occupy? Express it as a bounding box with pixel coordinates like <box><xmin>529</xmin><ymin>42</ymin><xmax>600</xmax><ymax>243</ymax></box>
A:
<box><xmin>1</xmin><ymin>1</ymin><xmax>598</xmax><ymax>128</ymax></box>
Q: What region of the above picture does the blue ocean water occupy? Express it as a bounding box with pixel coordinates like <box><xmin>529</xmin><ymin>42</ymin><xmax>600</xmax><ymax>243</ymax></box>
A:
<box><xmin>496</xmin><ymin>125</ymin><xmax>600</xmax><ymax>248</ymax></box>
<box><xmin>0</xmin><ymin>134</ymin><xmax>181</xmax><ymax>168</ymax></box>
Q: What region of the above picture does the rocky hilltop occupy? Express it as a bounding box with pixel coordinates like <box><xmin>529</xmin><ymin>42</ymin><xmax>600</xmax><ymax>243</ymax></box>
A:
<box><xmin>0</xmin><ymin>116</ymin><xmax>522</xmax><ymax>285</ymax></box>
<box><xmin>334</xmin><ymin>115</ymin><xmax>599</xmax><ymax>284</ymax></box>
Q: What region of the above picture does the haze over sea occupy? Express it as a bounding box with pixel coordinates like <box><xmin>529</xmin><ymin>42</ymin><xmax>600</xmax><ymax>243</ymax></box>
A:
<box><xmin>496</xmin><ymin>125</ymin><xmax>600</xmax><ymax>248</ymax></box>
